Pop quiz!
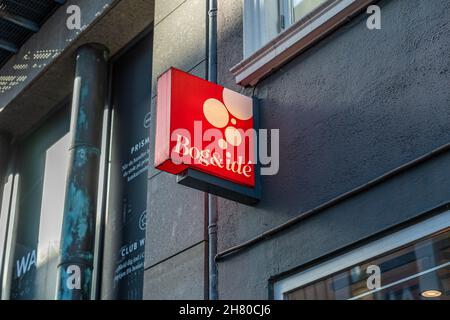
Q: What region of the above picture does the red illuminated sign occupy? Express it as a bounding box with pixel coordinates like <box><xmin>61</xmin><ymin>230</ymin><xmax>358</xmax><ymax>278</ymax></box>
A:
<box><xmin>154</xmin><ymin>68</ymin><xmax>256</xmax><ymax>188</ymax></box>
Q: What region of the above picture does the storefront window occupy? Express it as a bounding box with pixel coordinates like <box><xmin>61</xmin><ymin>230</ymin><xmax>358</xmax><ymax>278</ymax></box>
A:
<box><xmin>282</xmin><ymin>228</ymin><xmax>450</xmax><ymax>300</ymax></box>
<box><xmin>9</xmin><ymin>106</ymin><xmax>70</xmax><ymax>300</ymax></box>
<box><xmin>100</xmin><ymin>31</ymin><xmax>152</xmax><ymax>300</ymax></box>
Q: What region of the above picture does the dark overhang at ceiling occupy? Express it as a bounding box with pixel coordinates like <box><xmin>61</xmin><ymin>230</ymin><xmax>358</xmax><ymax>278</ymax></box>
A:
<box><xmin>0</xmin><ymin>0</ymin><xmax>155</xmax><ymax>138</ymax></box>
<box><xmin>0</xmin><ymin>0</ymin><xmax>65</xmax><ymax>68</ymax></box>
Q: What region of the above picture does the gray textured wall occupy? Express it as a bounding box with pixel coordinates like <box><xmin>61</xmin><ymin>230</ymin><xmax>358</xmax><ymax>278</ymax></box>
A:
<box><xmin>143</xmin><ymin>0</ymin><xmax>208</xmax><ymax>300</ymax></box>
<box><xmin>216</xmin><ymin>0</ymin><xmax>450</xmax><ymax>299</ymax></box>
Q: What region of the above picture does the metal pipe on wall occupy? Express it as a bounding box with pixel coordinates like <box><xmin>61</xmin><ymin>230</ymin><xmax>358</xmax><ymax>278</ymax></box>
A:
<box><xmin>207</xmin><ymin>0</ymin><xmax>219</xmax><ymax>301</ymax></box>
<box><xmin>57</xmin><ymin>43</ymin><xmax>109</xmax><ymax>300</ymax></box>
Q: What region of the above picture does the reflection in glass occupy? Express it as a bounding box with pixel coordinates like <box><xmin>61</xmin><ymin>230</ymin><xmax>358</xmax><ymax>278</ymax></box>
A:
<box><xmin>291</xmin><ymin>0</ymin><xmax>329</xmax><ymax>23</ymax></box>
<box><xmin>285</xmin><ymin>229</ymin><xmax>450</xmax><ymax>300</ymax></box>
<box><xmin>9</xmin><ymin>106</ymin><xmax>70</xmax><ymax>300</ymax></box>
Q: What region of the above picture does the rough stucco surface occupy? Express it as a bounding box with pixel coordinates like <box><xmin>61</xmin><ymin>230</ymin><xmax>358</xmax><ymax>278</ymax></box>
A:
<box><xmin>216</xmin><ymin>0</ymin><xmax>450</xmax><ymax>299</ymax></box>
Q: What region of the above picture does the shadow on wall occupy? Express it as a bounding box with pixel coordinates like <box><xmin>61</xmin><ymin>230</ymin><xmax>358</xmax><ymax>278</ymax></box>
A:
<box><xmin>215</xmin><ymin>0</ymin><xmax>450</xmax><ymax>244</ymax></box>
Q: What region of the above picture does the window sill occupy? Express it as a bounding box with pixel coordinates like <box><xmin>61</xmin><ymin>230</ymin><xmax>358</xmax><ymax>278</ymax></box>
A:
<box><xmin>231</xmin><ymin>0</ymin><xmax>375</xmax><ymax>87</ymax></box>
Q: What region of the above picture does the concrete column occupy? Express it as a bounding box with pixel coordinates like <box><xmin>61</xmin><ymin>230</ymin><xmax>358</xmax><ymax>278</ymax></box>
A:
<box><xmin>57</xmin><ymin>44</ymin><xmax>109</xmax><ymax>300</ymax></box>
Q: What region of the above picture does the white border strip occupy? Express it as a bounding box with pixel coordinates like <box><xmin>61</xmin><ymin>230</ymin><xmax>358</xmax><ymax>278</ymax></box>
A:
<box><xmin>273</xmin><ymin>211</ymin><xmax>450</xmax><ymax>300</ymax></box>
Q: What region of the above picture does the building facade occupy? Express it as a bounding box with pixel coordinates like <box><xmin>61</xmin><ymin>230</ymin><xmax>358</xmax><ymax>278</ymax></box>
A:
<box><xmin>0</xmin><ymin>0</ymin><xmax>449</xmax><ymax>300</ymax></box>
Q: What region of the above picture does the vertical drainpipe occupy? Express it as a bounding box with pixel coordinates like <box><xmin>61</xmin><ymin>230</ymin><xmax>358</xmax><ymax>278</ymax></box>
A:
<box><xmin>207</xmin><ymin>0</ymin><xmax>219</xmax><ymax>301</ymax></box>
<box><xmin>57</xmin><ymin>43</ymin><xmax>109</xmax><ymax>300</ymax></box>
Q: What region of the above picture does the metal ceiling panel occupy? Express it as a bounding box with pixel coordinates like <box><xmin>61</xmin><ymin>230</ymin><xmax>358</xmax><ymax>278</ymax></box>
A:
<box><xmin>0</xmin><ymin>0</ymin><xmax>65</xmax><ymax>68</ymax></box>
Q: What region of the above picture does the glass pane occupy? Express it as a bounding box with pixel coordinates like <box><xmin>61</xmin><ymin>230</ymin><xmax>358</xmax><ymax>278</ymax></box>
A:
<box><xmin>10</xmin><ymin>106</ymin><xmax>70</xmax><ymax>300</ymax></box>
<box><xmin>291</xmin><ymin>0</ymin><xmax>329</xmax><ymax>23</ymax></box>
<box><xmin>263</xmin><ymin>0</ymin><xmax>280</xmax><ymax>41</ymax></box>
<box><xmin>244</xmin><ymin>0</ymin><xmax>280</xmax><ymax>58</ymax></box>
<box><xmin>100</xmin><ymin>32</ymin><xmax>152</xmax><ymax>300</ymax></box>
<box><xmin>285</xmin><ymin>229</ymin><xmax>450</xmax><ymax>300</ymax></box>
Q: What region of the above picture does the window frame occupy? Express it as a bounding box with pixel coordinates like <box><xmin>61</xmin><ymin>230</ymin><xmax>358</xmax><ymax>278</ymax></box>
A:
<box><xmin>273</xmin><ymin>210</ymin><xmax>450</xmax><ymax>300</ymax></box>
<box><xmin>235</xmin><ymin>0</ymin><xmax>376</xmax><ymax>86</ymax></box>
<box><xmin>279</xmin><ymin>0</ymin><xmax>290</xmax><ymax>31</ymax></box>
<box><xmin>280</xmin><ymin>0</ymin><xmax>328</xmax><ymax>32</ymax></box>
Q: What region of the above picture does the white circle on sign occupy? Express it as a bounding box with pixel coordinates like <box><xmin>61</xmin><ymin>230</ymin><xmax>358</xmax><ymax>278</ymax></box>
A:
<box><xmin>218</xmin><ymin>139</ymin><xmax>228</xmax><ymax>149</ymax></box>
<box><xmin>222</xmin><ymin>88</ymin><xmax>253</xmax><ymax>121</ymax></box>
<box><xmin>203</xmin><ymin>98</ymin><xmax>229</xmax><ymax>128</ymax></box>
<box><xmin>225</xmin><ymin>126</ymin><xmax>242</xmax><ymax>147</ymax></box>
